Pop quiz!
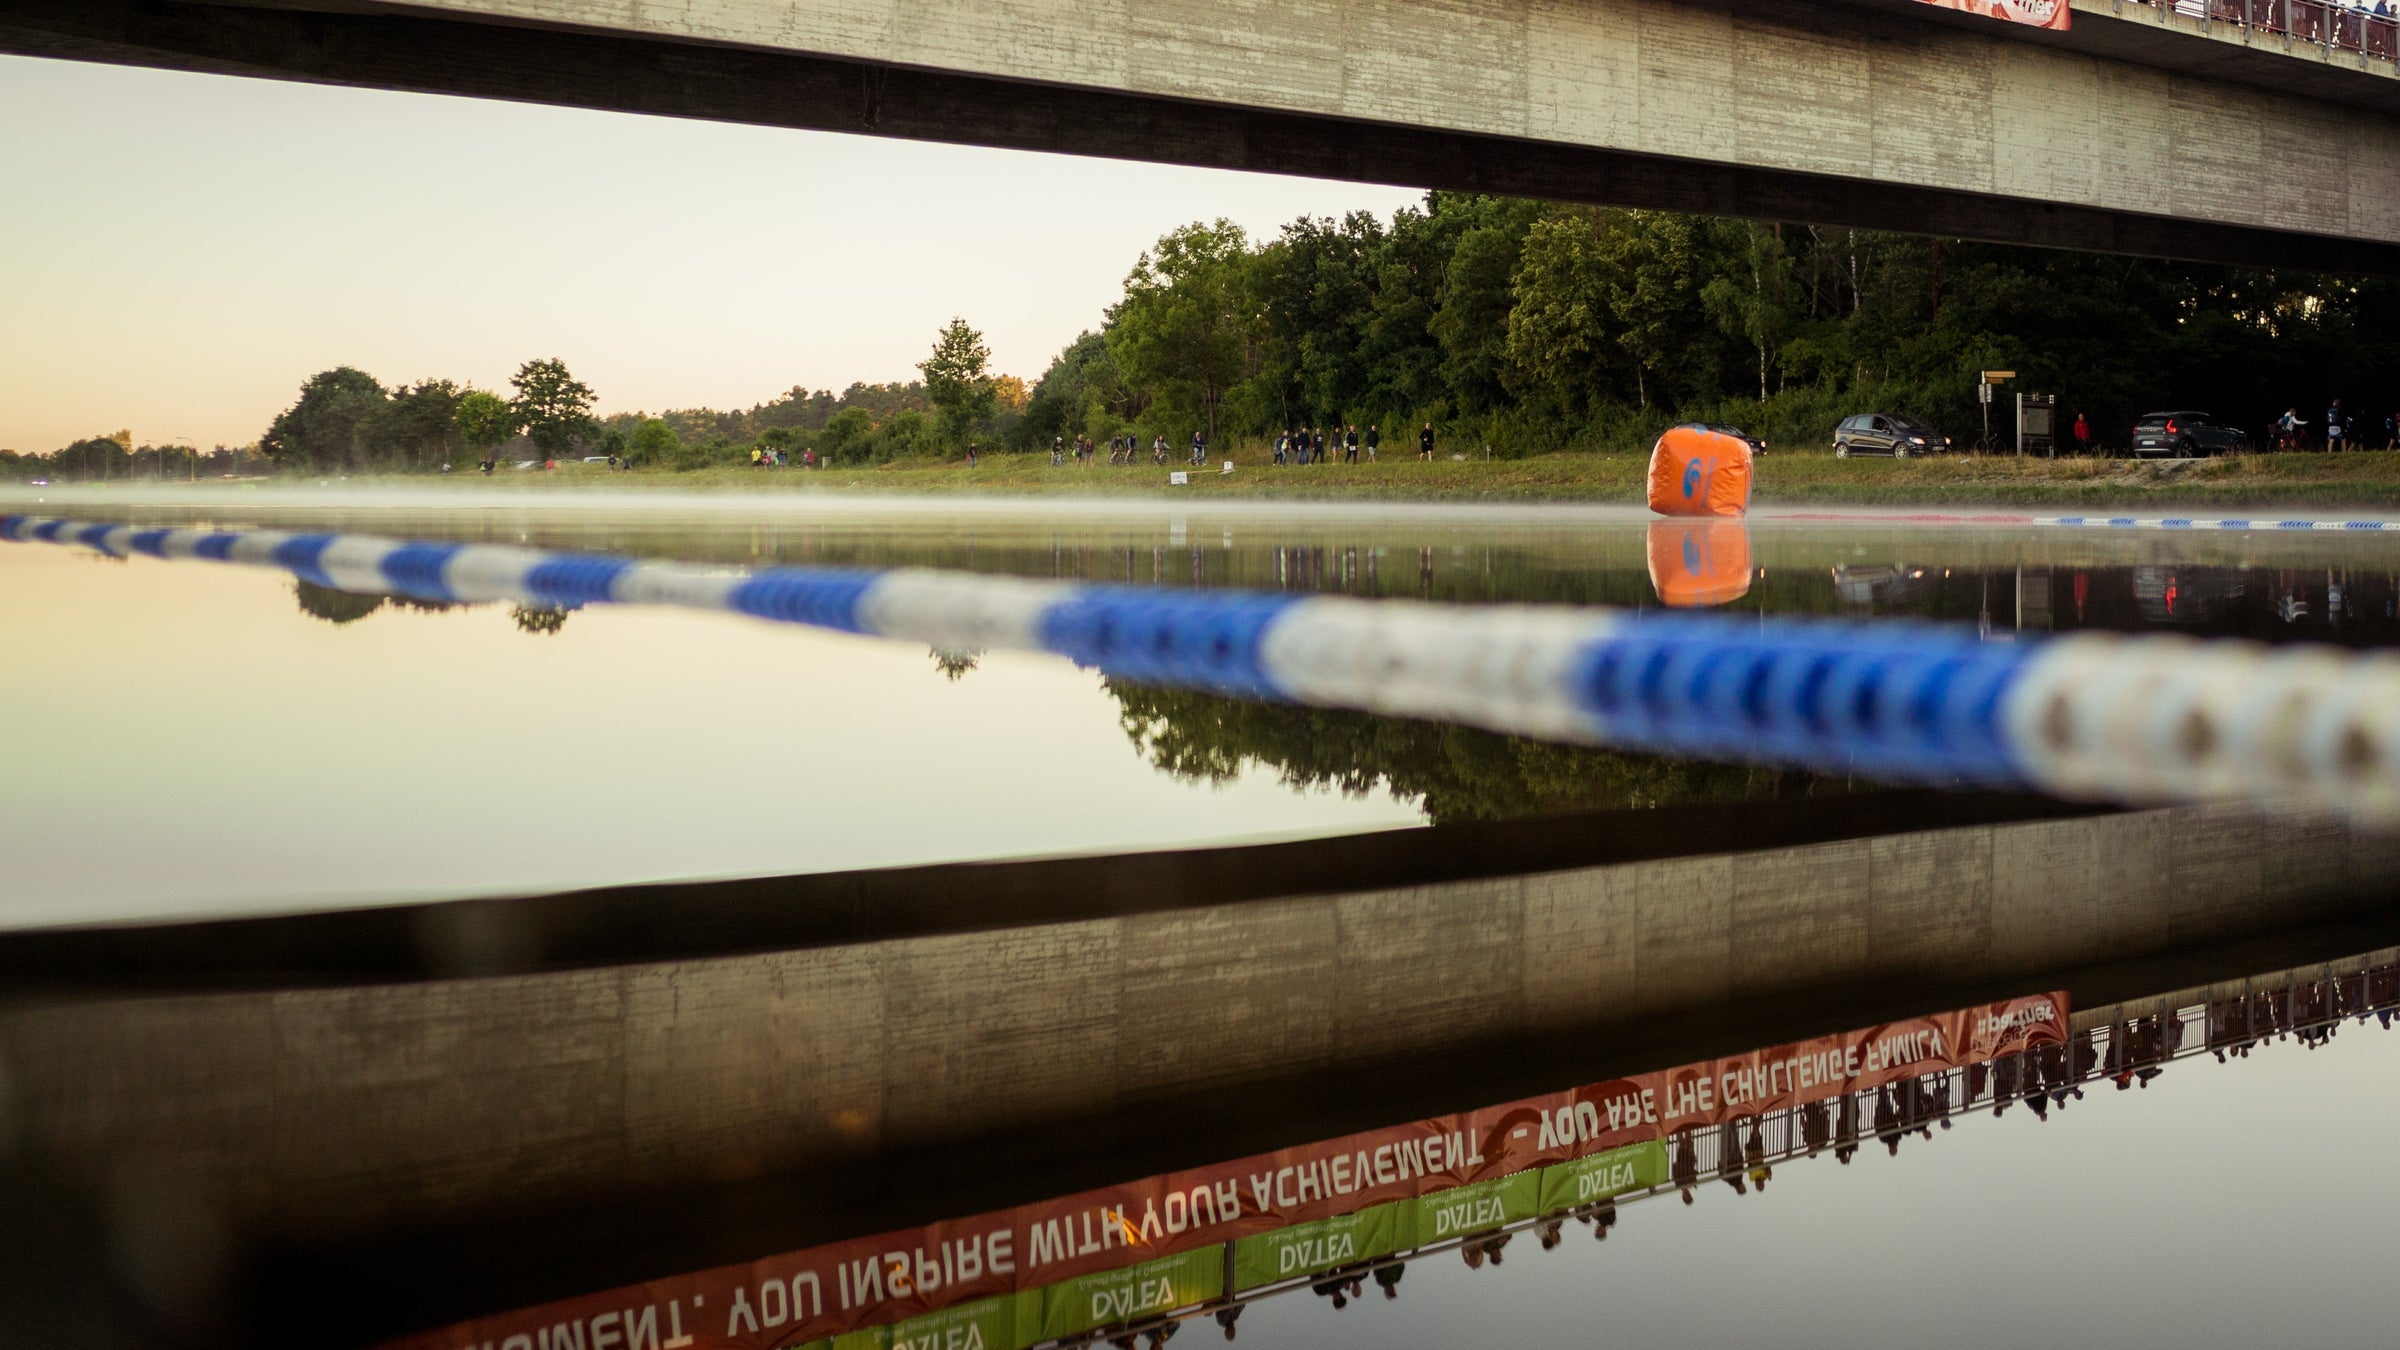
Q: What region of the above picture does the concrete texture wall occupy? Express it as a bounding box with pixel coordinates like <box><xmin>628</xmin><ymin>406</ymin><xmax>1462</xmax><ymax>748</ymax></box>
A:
<box><xmin>1</xmin><ymin>803</ymin><xmax>2391</xmax><ymax>1246</ymax></box>
<box><xmin>385</xmin><ymin>0</ymin><xmax>2400</xmax><ymax>246</ymax></box>
<box><xmin>15</xmin><ymin>0</ymin><xmax>2400</xmax><ymax>266</ymax></box>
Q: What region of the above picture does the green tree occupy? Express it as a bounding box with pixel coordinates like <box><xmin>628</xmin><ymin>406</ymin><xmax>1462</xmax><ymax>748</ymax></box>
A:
<box><xmin>51</xmin><ymin>436</ymin><xmax>133</xmax><ymax>481</ymax></box>
<box><xmin>1252</xmin><ymin>213</ymin><xmax>1382</xmax><ymax>427</ymax></box>
<box><xmin>1503</xmin><ymin>213</ymin><xmax>1622</xmax><ymax>420</ymax></box>
<box><xmin>624</xmin><ymin>417</ymin><xmax>683</xmax><ymax>468</ymax></box>
<box><xmin>820</xmin><ymin>406</ymin><xmax>876</xmax><ymax>463</ymax></box>
<box><xmin>454</xmin><ymin>389</ymin><xmax>519</xmax><ymax>461</ymax></box>
<box><xmin>366</xmin><ymin>379</ymin><xmax>466</xmax><ymax>471</ymax></box>
<box><xmin>1430</xmin><ymin>196</ymin><xmax>1545</xmax><ymax>416</ymax></box>
<box><xmin>1597</xmin><ymin>211</ymin><xmax>1709</xmax><ymax>410</ymax></box>
<box><xmin>259</xmin><ymin>367</ymin><xmax>388</xmax><ymax>473</ymax></box>
<box><xmin>510</xmin><ymin>358</ymin><xmax>596</xmax><ymax>459</ymax></box>
<box><xmin>873</xmin><ymin>409</ymin><xmax>938</xmax><ymax>459</ymax></box>
<box><xmin>1110</xmin><ymin>220</ymin><xmax>1254</xmax><ymax>445</ymax></box>
<box><xmin>1700</xmin><ymin>222</ymin><xmax>1801</xmax><ymax>403</ymax></box>
<box><xmin>918</xmin><ymin>318</ymin><xmax>996</xmax><ymax>447</ymax></box>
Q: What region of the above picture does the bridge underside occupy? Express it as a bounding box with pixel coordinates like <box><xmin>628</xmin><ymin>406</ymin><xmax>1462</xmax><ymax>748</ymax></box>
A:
<box><xmin>6</xmin><ymin>0</ymin><xmax>2400</xmax><ymax>272</ymax></box>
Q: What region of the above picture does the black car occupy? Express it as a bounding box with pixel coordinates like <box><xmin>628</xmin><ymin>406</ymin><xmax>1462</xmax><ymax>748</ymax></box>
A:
<box><xmin>1694</xmin><ymin>422</ymin><xmax>1767</xmax><ymax>456</ymax></box>
<box><xmin>2131</xmin><ymin>411</ymin><xmax>2246</xmax><ymax>458</ymax></box>
<box><xmin>1834</xmin><ymin>413</ymin><xmax>1949</xmax><ymax>457</ymax></box>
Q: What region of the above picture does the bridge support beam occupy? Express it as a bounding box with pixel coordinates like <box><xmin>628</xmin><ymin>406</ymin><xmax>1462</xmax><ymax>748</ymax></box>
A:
<box><xmin>6</xmin><ymin>0</ymin><xmax>2400</xmax><ymax>270</ymax></box>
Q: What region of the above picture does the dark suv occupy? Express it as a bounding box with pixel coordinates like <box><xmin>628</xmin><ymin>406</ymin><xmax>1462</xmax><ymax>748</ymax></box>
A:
<box><xmin>2131</xmin><ymin>411</ymin><xmax>2245</xmax><ymax>458</ymax></box>
<box><xmin>1694</xmin><ymin>423</ymin><xmax>1767</xmax><ymax>456</ymax></box>
<box><xmin>1834</xmin><ymin>413</ymin><xmax>1948</xmax><ymax>457</ymax></box>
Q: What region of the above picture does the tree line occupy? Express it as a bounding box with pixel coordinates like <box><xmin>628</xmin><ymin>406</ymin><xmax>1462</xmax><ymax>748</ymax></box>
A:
<box><xmin>16</xmin><ymin>192</ymin><xmax>2398</xmax><ymax>479</ymax></box>
<box><xmin>1</xmin><ymin>433</ymin><xmax>270</xmax><ymax>483</ymax></box>
<box><xmin>1028</xmin><ymin>194</ymin><xmax>2400</xmax><ymax>457</ymax></box>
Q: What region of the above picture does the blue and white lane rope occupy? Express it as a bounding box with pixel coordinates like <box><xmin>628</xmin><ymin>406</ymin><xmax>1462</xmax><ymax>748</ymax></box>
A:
<box><xmin>9</xmin><ymin>513</ymin><xmax>2400</xmax><ymax>827</ymax></box>
<box><xmin>2033</xmin><ymin>516</ymin><xmax>2396</xmax><ymax>531</ymax></box>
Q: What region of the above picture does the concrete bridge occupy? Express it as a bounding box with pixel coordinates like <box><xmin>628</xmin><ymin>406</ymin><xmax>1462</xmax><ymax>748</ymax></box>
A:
<box><xmin>3</xmin><ymin>0</ymin><xmax>2399</xmax><ymax>269</ymax></box>
<box><xmin>2</xmin><ymin>790</ymin><xmax>2395</xmax><ymax>1345</ymax></box>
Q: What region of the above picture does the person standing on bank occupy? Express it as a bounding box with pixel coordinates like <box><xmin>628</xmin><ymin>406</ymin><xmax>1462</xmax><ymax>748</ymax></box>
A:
<box><xmin>1364</xmin><ymin>425</ymin><xmax>1380</xmax><ymax>461</ymax></box>
<box><xmin>1313</xmin><ymin>427</ymin><xmax>1328</xmax><ymax>465</ymax></box>
<box><xmin>1419</xmin><ymin>422</ymin><xmax>1435</xmax><ymax>460</ymax></box>
<box><xmin>2327</xmin><ymin>399</ymin><xmax>2347</xmax><ymax>453</ymax></box>
<box><xmin>1344</xmin><ymin>426</ymin><xmax>1359</xmax><ymax>463</ymax></box>
<box><xmin>2072</xmin><ymin>412</ymin><xmax>2091</xmax><ymax>456</ymax></box>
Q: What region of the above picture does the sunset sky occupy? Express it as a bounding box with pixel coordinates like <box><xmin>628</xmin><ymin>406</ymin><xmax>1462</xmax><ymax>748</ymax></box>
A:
<box><xmin>0</xmin><ymin>54</ymin><xmax>1418</xmax><ymax>453</ymax></box>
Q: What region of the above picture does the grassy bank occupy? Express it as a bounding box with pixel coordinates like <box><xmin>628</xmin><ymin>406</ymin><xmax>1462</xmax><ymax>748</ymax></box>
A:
<box><xmin>348</xmin><ymin>448</ymin><xmax>2400</xmax><ymax>510</ymax></box>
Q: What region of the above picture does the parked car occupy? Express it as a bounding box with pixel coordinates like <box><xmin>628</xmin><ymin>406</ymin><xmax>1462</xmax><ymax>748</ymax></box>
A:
<box><xmin>1833</xmin><ymin>562</ymin><xmax>1937</xmax><ymax>608</ymax></box>
<box><xmin>2131</xmin><ymin>411</ymin><xmax>2246</xmax><ymax>458</ymax></box>
<box><xmin>1696</xmin><ymin>423</ymin><xmax>1767</xmax><ymax>456</ymax></box>
<box><xmin>1834</xmin><ymin>413</ymin><xmax>1949</xmax><ymax>457</ymax></box>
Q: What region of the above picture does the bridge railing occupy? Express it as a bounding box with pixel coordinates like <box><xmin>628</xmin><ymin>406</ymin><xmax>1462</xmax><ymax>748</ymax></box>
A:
<box><xmin>2149</xmin><ymin>0</ymin><xmax>2399</xmax><ymax>64</ymax></box>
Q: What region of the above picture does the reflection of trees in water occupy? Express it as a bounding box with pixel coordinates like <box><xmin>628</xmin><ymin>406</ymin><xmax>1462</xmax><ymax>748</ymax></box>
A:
<box><xmin>293</xmin><ymin>581</ymin><xmax>385</xmax><ymax>626</ymax></box>
<box><xmin>1109</xmin><ymin>681</ymin><xmax>1854</xmax><ymax>825</ymax></box>
<box><xmin>510</xmin><ymin>604</ymin><xmax>573</xmax><ymax>636</ymax></box>
<box><xmin>291</xmin><ymin>582</ymin><xmax>491</xmax><ymax>628</ymax></box>
<box><xmin>930</xmin><ymin>647</ymin><xmax>982</xmax><ymax>681</ymax></box>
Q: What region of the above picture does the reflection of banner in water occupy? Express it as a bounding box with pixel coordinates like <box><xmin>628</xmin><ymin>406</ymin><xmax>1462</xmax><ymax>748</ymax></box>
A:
<box><xmin>1914</xmin><ymin>0</ymin><xmax>2070</xmax><ymax>29</ymax></box>
<box><xmin>381</xmin><ymin>992</ymin><xmax>2065</xmax><ymax>1350</ymax></box>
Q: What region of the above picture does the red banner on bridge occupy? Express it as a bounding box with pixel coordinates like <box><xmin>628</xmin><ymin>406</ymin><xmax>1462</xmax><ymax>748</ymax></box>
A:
<box><xmin>1916</xmin><ymin>0</ymin><xmax>2071</xmax><ymax>29</ymax></box>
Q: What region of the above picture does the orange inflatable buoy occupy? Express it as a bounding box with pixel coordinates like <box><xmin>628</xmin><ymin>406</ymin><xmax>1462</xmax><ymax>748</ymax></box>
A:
<box><xmin>1646</xmin><ymin>424</ymin><xmax>1753</xmax><ymax>517</ymax></box>
<box><xmin>1646</xmin><ymin>519</ymin><xmax>1754</xmax><ymax>608</ymax></box>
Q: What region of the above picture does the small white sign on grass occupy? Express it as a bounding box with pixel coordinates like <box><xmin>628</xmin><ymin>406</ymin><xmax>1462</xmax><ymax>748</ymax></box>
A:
<box><xmin>1168</xmin><ymin>471</ymin><xmax>1189</xmax><ymax>485</ymax></box>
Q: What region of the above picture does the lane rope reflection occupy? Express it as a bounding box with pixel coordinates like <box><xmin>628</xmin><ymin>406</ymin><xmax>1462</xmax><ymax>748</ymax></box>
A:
<box><xmin>10</xmin><ymin>513</ymin><xmax>2400</xmax><ymax>827</ymax></box>
<box><xmin>1768</xmin><ymin>512</ymin><xmax>2400</xmax><ymax>532</ymax></box>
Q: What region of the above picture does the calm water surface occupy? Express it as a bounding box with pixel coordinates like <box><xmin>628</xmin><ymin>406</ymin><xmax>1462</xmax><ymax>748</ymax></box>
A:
<box><xmin>4</xmin><ymin>490</ymin><xmax>2399</xmax><ymax>1350</ymax></box>
<box><xmin>7</xmin><ymin>491</ymin><xmax>2400</xmax><ymax>927</ymax></box>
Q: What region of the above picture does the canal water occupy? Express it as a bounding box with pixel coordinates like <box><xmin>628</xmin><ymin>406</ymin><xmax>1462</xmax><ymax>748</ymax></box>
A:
<box><xmin>5</xmin><ymin>492</ymin><xmax>2399</xmax><ymax>927</ymax></box>
<box><xmin>2</xmin><ymin>490</ymin><xmax>2398</xmax><ymax>1350</ymax></box>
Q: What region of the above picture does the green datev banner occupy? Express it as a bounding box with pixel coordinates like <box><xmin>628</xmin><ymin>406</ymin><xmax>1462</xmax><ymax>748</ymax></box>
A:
<box><xmin>785</xmin><ymin>1294</ymin><xmax>1032</xmax><ymax>1350</ymax></box>
<box><xmin>1032</xmin><ymin>1246</ymin><xmax>1223</xmax><ymax>1341</ymax></box>
<box><xmin>1231</xmin><ymin>1200</ymin><xmax>1408</xmax><ymax>1292</ymax></box>
<box><xmin>1404</xmin><ymin>1169</ymin><xmax>1540</xmax><ymax>1246</ymax></box>
<box><xmin>1535</xmin><ymin>1142</ymin><xmax>1668</xmax><ymax>1212</ymax></box>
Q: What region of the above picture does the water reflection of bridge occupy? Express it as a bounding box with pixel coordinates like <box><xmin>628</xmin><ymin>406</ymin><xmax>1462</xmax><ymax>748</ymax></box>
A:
<box><xmin>380</xmin><ymin>944</ymin><xmax>2400</xmax><ymax>1350</ymax></box>
<box><xmin>1</xmin><ymin>788</ymin><xmax>2393</xmax><ymax>1346</ymax></box>
<box><xmin>1154</xmin><ymin>943</ymin><xmax>2400</xmax><ymax>1347</ymax></box>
